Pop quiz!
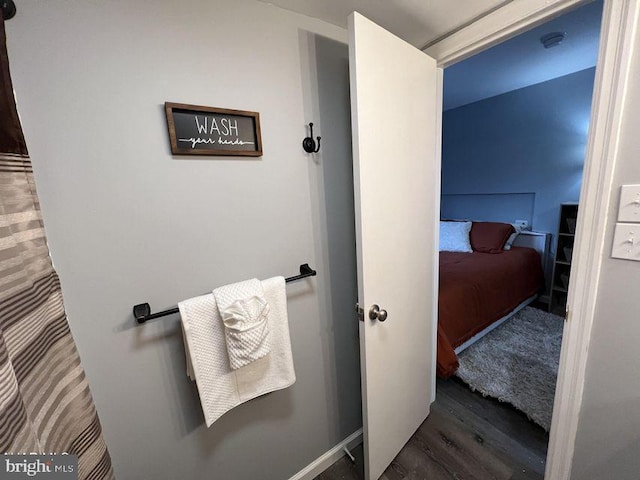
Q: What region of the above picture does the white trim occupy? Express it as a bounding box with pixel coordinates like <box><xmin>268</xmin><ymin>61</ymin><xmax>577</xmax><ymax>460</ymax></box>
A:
<box><xmin>426</xmin><ymin>0</ymin><xmax>638</xmax><ymax>478</ymax></box>
<box><xmin>425</xmin><ymin>0</ymin><xmax>590</xmax><ymax>67</ymax></box>
<box><xmin>547</xmin><ymin>0</ymin><xmax>639</xmax><ymax>478</ymax></box>
<box><xmin>287</xmin><ymin>429</ymin><xmax>363</xmax><ymax>480</ymax></box>
<box><xmin>454</xmin><ymin>295</ymin><xmax>537</xmax><ymax>354</ymax></box>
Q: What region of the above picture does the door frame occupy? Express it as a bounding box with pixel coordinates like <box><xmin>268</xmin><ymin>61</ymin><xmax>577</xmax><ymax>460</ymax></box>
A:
<box><xmin>425</xmin><ymin>1</ymin><xmax>638</xmax><ymax>478</ymax></box>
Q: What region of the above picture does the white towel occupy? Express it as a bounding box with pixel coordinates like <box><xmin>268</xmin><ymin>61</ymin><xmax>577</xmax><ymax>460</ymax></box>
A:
<box><xmin>213</xmin><ymin>279</ymin><xmax>271</xmax><ymax>370</ymax></box>
<box><xmin>179</xmin><ymin>276</ymin><xmax>295</xmax><ymax>427</ymax></box>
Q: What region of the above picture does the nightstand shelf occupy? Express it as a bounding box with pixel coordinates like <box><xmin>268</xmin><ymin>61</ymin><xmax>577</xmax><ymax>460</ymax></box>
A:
<box><xmin>549</xmin><ymin>203</ymin><xmax>578</xmax><ymax>316</ymax></box>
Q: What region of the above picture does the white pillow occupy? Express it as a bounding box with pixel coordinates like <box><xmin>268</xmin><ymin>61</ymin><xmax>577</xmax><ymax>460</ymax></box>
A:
<box><xmin>439</xmin><ymin>221</ymin><xmax>473</xmax><ymax>252</ymax></box>
<box><xmin>503</xmin><ymin>224</ymin><xmax>523</xmax><ymax>251</ymax></box>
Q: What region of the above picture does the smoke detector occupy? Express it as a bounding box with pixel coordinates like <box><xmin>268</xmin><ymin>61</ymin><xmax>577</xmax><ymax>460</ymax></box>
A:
<box><xmin>541</xmin><ymin>32</ymin><xmax>566</xmax><ymax>48</ymax></box>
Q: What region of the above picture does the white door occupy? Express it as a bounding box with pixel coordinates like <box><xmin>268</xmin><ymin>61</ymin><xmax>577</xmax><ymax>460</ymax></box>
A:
<box><xmin>349</xmin><ymin>12</ymin><xmax>441</xmax><ymax>480</ymax></box>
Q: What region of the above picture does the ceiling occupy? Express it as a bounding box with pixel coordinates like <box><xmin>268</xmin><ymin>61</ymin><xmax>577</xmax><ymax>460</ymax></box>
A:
<box><xmin>257</xmin><ymin>0</ymin><xmax>511</xmax><ymax>48</ymax></box>
<box><xmin>259</xmin><ymin>0</ymin><xmax>603</xmax><ymax>111</ymax></box>
<box><xmin>444</xmin><ymin>0</ymin><xmax>603</xmax><ymax>110</ymax></box>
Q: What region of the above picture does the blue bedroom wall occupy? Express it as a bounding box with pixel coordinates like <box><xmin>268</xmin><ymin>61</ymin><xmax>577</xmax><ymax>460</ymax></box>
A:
<box><xmin>441</xmin><ymin>66</ymin><xmax>596</xmax><ymax>261</ymax></box>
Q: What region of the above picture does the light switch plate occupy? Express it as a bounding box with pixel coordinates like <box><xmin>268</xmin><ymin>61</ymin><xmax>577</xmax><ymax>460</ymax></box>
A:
<box><xmin>618</xmin><ymin>185</ymin><xmax>640</xmax><ymax>222</ymax></box>
<box><xmin>611</xmin><ymin>223</ymin><xmax>640</xmax><ymax>261</ymax></box>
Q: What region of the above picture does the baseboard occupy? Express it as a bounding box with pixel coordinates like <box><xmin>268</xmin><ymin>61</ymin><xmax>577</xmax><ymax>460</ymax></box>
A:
<box><xmin>287</xmin><ymin>428</ymin><xmax>363</xmax><ymax>480</ymax></box>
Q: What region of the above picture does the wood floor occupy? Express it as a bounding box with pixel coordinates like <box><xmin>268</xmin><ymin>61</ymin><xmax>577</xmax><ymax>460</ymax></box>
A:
<box><xmin>314</xmin><ymin>377</ymin><xmax>549</xmax><ymax>480</ymax></box>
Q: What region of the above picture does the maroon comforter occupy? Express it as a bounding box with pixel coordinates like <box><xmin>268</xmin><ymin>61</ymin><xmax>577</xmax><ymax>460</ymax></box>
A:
<box><xmin>437</xmin><ymin>247</ymin><xmax>544</xmax><ymax>377</ymax></box>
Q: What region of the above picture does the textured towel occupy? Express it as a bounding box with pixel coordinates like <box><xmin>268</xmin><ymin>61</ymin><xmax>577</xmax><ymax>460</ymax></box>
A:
<box><xmin>179</xmin><ymin>277</ymin><xmax>295</xmax><ymax>426</ymax></box>
<box><xmin>213</xmin><ymin>279</ymin><xmax>271</xmax><ymax>369</ymax></box>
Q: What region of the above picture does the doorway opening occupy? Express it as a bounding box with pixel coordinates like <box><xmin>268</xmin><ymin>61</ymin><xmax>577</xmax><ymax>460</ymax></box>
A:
<box><xmin>434</xmin><ymin>1</ymin><xmax>603</xmax><ymax>477</ymax></box>
<box><xmin>311</xmin><ymin>0</ymin><xmax>625</xmax><ymax>477</ymax></box>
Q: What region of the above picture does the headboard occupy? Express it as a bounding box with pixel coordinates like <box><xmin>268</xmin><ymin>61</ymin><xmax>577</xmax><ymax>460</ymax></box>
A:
<box><xmin>512</xmin><ymin>230</ymin><xmax>549</xmax><ymax>264</ymax></box>
<box><xmin>441</xmin><ymin>192</ymin><xmax>535</xmax><ymax>227</ymax></box>
<box><xmin>512</xmin><ymin>230</ymin><xmax>551</xmax><ymax>290</ymax></box>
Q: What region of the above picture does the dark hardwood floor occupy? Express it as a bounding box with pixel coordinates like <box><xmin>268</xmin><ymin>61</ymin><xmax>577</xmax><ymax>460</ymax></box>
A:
<box><xmin>314</xmin><ymin>377</ymin><xmax>549</xmax><ymax>480</ymax></box>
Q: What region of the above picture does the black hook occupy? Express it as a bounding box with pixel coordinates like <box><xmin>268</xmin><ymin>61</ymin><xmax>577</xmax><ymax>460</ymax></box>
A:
<box><xmin>0</xmin><ymin>0</ymin><xmax>16</xmax><ymax>20</ymax></box>
<box><xmin>302</xmin><ymin>123</ymin><xmax>321</xmax><ymax>153</ymax></box>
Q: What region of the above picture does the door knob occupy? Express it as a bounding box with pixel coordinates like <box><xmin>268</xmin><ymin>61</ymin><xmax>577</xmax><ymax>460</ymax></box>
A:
<box><xmin>369</xmin><ymin>304</ymin><xmax>388</xmax><ymax>322</ymax></box>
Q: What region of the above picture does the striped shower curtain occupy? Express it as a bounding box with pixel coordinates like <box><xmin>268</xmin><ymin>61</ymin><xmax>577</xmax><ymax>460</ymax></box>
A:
<box><xmin>0</xmin><ymin>17</ymin><xmax>114</xmax><ymax>480</ymax></box>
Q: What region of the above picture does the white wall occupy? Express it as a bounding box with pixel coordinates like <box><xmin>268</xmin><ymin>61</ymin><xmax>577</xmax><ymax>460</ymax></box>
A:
<box><xmin>6</xmin><ymin>1</ymin><xmax>361</xmax><ymax>479</ymax></box>
<box><xmin>570</xmin><ymin>6</ymin><xmax>640</xmax><ymax>478</ymax></box>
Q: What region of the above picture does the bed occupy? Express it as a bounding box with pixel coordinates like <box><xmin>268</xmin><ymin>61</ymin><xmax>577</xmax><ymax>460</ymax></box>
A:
<box><xmin>437</xmin><ymin>221</ymin><xmax>545</xmax><ymax>378</ymax></box>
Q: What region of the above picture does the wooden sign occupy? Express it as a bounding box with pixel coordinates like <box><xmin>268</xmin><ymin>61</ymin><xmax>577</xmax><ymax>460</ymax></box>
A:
<box><xmin>164</xmin><ymin>102</ymin><xmax>262</xmax><ymax>156</ymax></box>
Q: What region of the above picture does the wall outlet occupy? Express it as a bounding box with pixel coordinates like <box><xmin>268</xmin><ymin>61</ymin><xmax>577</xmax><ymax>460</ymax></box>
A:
<box><xmin>515</xmin><ymin>219</ymin><xmax>529</xmax><ymax>230</ymax></box>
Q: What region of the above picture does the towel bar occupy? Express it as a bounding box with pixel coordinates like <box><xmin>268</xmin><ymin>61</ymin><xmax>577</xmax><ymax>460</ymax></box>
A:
<box><xmin>133</xmin><ymin>263</ymin><xmax>317</xmax><ymax>324</ymax></box>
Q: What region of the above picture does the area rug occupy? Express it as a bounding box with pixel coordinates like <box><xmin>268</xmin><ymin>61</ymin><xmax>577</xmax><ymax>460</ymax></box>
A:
<box><xmin>456</xmin><ymin>306</ymin><xmax>564</xmax><ymax>431</ymax></box>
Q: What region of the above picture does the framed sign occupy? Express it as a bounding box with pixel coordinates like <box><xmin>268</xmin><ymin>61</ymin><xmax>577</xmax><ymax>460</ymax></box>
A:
<box><xmin>164</xmin><ymin>102</ymin><xmax>263</xmax><ymax>156</ymax></box>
